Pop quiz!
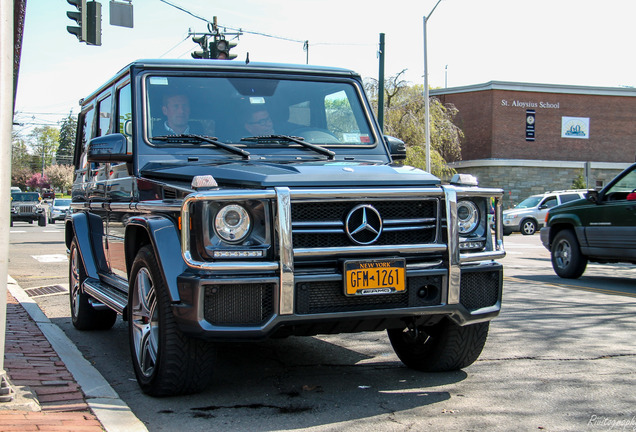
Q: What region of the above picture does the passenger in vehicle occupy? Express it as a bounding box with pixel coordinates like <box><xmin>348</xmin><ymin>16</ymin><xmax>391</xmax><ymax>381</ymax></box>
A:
<box><xmin>244</xmin><ymin>107</ymin><xmax>275</xmax><ymax>136</ymax></box>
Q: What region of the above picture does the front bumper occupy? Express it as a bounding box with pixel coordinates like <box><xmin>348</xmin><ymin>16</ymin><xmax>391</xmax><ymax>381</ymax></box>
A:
<box><xmin>174</xmin><ymin>262</ymin><xmax>503</xmax><ymax>340</ymax></box>
<box><xmin>539</xmin><ymin>226</ymin><xmax>551</xmax><ymax>250</ymax></box>
<box><xmin>170</xmin><ymin>186</ymin><xmax>506</xmax><ymax>340</ymax></box>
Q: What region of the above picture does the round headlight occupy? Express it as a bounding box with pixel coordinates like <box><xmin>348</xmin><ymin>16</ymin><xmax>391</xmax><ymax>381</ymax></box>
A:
<box><xmin>457</xmin><ymin>200</ymin><xmax>479</xmax><ymax>234</ymax></box>
<box><xmin>214</xmin><ymin>204</ymin><xmax>251</xmax><ymax>243</ymax></box>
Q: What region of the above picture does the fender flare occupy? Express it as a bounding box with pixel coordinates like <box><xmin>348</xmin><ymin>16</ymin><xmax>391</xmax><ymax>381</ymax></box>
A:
<box><xmin>125</xmin><ymin>216</ymin><xmax>185</xmax><ymax>303</ymax></box>
<box><xmin>66</xmin><ymin>212</ymin><xmax>105</xmax><ymax>280</ymax></box>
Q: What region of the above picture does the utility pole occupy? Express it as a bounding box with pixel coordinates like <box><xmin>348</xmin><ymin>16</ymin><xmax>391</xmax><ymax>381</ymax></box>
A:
<box><xmin>378</xmin><ymin>33</ymin><xmax>385</xmax><ymax>133</ymax></box>
<box><xmin>423</xmin><ymin>0</ymin><xmax>443</xmax><ymax>173</ymax></box>
<box><xmin>0</xmin><ymin>0</ymin><xmax>15</xmax><ymax>402</ymax></box>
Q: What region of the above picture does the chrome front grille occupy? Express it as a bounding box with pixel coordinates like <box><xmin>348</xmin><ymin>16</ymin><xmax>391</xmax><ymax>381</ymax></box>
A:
<box><xmin>291</xmin><ymin>199</ymin><xmax>439</xmax><ymax>249</ymax></box>
<box><xmin>18</xmin><ymin>205</ymin><xmax>36</xmax><ymax>213</ymax></box>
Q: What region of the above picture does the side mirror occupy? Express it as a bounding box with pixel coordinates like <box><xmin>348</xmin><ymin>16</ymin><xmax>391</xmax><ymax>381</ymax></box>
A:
<box><xmin>384</xmin><ymin>136</ymin><xmax>406</xmax><ymax>161</ymax></box>
<box><xmin>586</xmin><ymin>190</ymin><xmax>599</xmax><ymax>204</ymax></box>
<box><xmin>87</xmin><ymin>134</ymin><xmax>132</xmax><ymax>163</ymax></box>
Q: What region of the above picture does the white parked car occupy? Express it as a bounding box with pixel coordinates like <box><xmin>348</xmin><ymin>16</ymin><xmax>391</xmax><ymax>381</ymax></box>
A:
<box><xmin>503</xmin><ymin>190</ymin><xmax>587</xmax><ymax>235</ymax></box>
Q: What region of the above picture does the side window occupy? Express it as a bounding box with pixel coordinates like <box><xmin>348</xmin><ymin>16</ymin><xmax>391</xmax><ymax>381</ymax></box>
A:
<box><xmin>97</xmin><ymin>95</ymin><xmax>113</xmax><ymax>137</ymax></box>
<box><xmin>542</xmin><ymin>196</ymin><xmax>558</xmax><ymax>208</ymax></box>
<box><xmin>560</xmin><ymin>193</ymin><xmax>581</xmax><ymax>204</ymax></box>
<box><xmin>117</xmin><ymin>83</ymin><xmax>132</xmax><ymax>152</ymax></box>
<box><xmin>325</xmin><ymin>90</ymin><xmax>356</xmax><ymax>135</ymax></box>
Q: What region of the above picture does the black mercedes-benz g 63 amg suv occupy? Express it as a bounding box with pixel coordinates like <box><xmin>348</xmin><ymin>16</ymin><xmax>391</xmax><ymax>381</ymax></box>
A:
<box><xmin>66</xmin><ymin>59</ymin><xmax>505</xmax><ymax>396</ymax></box>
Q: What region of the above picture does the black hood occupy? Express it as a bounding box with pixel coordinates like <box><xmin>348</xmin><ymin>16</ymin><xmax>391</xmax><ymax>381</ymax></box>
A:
<box><xmin>140</xmin><ymin>161</ymin><xmax>440</xmax><ymax>188</ymax></box>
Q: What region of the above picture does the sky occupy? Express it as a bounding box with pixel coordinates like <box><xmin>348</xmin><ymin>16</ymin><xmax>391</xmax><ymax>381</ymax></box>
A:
<box><xmin>13</xmin><ymin>0</ymin><xmax>636</xmax><ymax>139</ymax></box>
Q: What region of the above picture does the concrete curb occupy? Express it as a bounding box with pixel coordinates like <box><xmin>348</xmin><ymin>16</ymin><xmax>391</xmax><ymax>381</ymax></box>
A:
<box><xmin>7</xmin><ymin>276</ymin><xmax>148</xmax><ymax>432</ymax></box>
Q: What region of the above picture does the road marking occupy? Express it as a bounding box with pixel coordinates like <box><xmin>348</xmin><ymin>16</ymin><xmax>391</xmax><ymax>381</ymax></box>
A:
<box><xmin>32</xmin><ymin>254</ymin><xmax>67</xmax><ymax>263</ymax></box>
<box><xmin>9</xmin><ymin>230</ymin><xmax>26</xmax><ymax>233</ymax></box>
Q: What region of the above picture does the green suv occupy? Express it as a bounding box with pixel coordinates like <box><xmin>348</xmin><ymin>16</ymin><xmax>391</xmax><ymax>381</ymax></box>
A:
<box><xmin>540</xmin><ymin>163</ymin><xmax>636</xmax><ymax>278</ymax></box>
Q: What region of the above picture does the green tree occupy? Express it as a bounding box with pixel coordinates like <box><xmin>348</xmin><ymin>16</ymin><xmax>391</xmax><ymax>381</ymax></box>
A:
<box><xmin>29</xmin><ymin>126</ymin><xmax>60</xmax><ymax>174</ymax></box>
<box><xmin>365</xmin><ymin>71</ymin><xmax>464</xmax><ymax>180</ymax></box>
<box><xmin>58</xmin><ymin>113</ymin><xmax>77</xmax><ymax>165</ymax></box>
<box><xmin>12</xmin><ymin>131</ymin><xmax>31</xmax><ymax>172</ymax></box>
<box><xmin>572</xmin><ymin>170</ymin><xmax>586</xmax><ymax>189</ymax></box>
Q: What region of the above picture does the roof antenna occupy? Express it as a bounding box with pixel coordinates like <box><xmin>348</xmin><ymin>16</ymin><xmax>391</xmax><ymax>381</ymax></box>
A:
<box><xmin>245</xmin><ymin>52</ymin><xmax>250</xmax><ymax>64</ymax></box>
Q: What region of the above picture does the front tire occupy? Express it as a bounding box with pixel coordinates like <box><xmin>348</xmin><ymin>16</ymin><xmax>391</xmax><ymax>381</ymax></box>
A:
<box><xmin>129</xmin><ymin>245</ymin><xmax>215</xmax><ymax>396</ymax></box>
<box><xmin>551</xmin><ymin>229</ymin><xmax>587</xmax><ymax>278</ymax></box>
<box><xmin>520</xmin><ymin>219</ymin><xmax>537</xmax><ymax>235</ymax></box>
<box><xmin>388</xmin><ymin>319</ymin><xmax>489</xmax><ymax>372</ymax></box>
<box><xmin>69</xmin><ymin>239</ymin><xmax>117</xmax><ymax>330</ymax></box>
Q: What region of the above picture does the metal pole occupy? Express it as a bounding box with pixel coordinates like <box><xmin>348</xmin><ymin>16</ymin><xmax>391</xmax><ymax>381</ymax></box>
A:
<box><xmin>423</xmin><ymin>16</ymin><xmax>431</xmax><ymax>173</ymax></box>
<box><xmin>0</xmin><ymin>0</ymin><xmax>14</xmax><ymax>401</ymax></box>
<box><xmin>423</xmin><ymin>0</ymin><xmax>442</xmax><ymax>174</ymax></box>
<box><xmin>378</xmin><ymin>33</ymin><xmax>385</xmax><ymax>133</ymax></box>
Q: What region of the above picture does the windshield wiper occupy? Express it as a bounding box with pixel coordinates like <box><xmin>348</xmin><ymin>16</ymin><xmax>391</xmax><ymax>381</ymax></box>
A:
<box><xmin>241</xmin><ymin>135</ymin><xmax>335</xmax><ymax>160</ymax></box>
<box><xmin>152</xmin><ymin>134</ymin><xmax>251</xmax><ymax>160</ymax></box>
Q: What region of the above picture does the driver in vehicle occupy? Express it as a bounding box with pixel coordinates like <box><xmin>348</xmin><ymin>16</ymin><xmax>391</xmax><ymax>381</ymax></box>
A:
<box><xmin>154</xmin><ymin>91</ymin><xmax>203</xmax><ymax>135</ymax></box>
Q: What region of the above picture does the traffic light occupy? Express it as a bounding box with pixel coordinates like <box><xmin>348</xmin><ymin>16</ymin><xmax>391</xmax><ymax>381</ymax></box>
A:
<box><xmin>192</xmin><ymin>35</ymin><xmax>210</xmax><ymax>59</ymax></box>
<box><xmin>66</xmin><ymin>0</ymin><xmax>86</xmax><ymax>42</ymax></box>
<box><xmin>66</xmin><ymin>0</ymin><xmax>101</xmax><ymax>46</ymax></box>
<box><xmin>213</xmin><ymin>39</ymin><xmax>237</xmax><ymax>60</ymax></box>
<box><xmin>85</xmin><ymin>1</ymin><xmax>102</xmax><ymax>46</ymax></box>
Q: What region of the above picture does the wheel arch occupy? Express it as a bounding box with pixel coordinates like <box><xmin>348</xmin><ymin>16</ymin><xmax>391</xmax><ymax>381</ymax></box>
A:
<box><xmin>547</xmin><ymin>213</ymin><xmax>583</xmax><ymax>247</ymax></box>
<box><xmin>125</xmin><ymin>216</ymin><xmax>185</xmax><ymax>303</ymax></box>
<box><xmin>65</xmin><ymin>212</ymin><xmax>101</xmax><ymax>280</ymax></box>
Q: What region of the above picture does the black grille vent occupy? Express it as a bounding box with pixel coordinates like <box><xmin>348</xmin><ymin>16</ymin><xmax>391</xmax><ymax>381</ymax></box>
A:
<box><xmin>291</xmin><ymin>200</ymin><xmax>438</xmax><ymax>249</ymax></box>
<box><xmin>296</xmin><ymin>275</ymin><xmax>442</xmax><ymax>315</ymax></box>
<box><xmin>163</xmin><ymin>188</ymin><xmax>177</xmax><ymax>200</ymax></box>
<box><xmin>204</xmin><ymin>283</ymin><xmax>275</xmax><ymax>326</ymax></box>
<box><xmin>459</xmin><ymin>271</ymin><xmax>500</xmax><ymax>311</ymax></box>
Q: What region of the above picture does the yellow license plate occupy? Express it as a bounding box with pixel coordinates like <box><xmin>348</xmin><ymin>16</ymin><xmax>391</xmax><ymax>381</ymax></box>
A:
<box><xmin>344</xmin><ymin>259</ymin><xmax>406</xmax><ymax>296</ymax></box>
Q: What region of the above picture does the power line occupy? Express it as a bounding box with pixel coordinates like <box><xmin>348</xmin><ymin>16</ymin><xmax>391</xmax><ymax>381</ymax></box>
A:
<box><xmin>157</xmin><ymin>0</ymin><xmax>374</xmax><ymax>48</ymax></box>
<box><xmin>159</xmin><ymin>32</ymin><xmax>192</xmax><ymax>58</ymax></box>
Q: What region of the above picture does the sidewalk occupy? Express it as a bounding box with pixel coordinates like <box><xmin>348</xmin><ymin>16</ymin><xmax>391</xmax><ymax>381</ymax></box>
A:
<box><xmin>2</xmin><ymin>279</ymin><xmax>148</xmax><ymax>432</ymax></box>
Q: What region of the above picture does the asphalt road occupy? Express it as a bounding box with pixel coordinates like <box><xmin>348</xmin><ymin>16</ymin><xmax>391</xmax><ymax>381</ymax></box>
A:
<box><xmin>8</xmin><ymin>222</ymin><xmax>636</xmax><ymax>431</ymax></box>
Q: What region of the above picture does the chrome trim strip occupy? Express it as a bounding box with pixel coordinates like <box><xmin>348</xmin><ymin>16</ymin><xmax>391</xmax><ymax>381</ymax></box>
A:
<box><xmin>294</xmin><ymin>243</ymin><xmax>447</xmax><ymax>257</ymax></box>
<box><xmin>293</xmin><ymin>221</ymin><xmax>343</xmax><ymax>228</ymax></box>
<box><xmin>383</xmin><ymin>225</ymin><xmax>435</xmax><ymax>232</ymax></box>
<box><xmin>384</xmin><ymin>217</ymin><xmax>437</xmax><ymax>225</ymax></box>
<box><xmin>289</xmin><ymin>188</ymin><xmax>444</xmax><ymax>199</ymax></box>
<box><xmin>442</xmin><ymin>186</ymin><xmax>461</xmax><ymax>305</ymax></box>
<box><xmin>276</xmin><ymin>187</ymin><xmax>294</xmax><ymax>315</ymax></box>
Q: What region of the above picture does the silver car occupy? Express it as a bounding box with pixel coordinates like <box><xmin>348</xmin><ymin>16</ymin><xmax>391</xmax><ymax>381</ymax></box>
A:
<box><xmin>503</xmin><ymin>190</ymin><xmax>587</xmax><ymax>235</ymax></box>
<box><xmin>48</xmin><ymin>198</ymin><xmax>71</xmax><ymax>224</ymax></box>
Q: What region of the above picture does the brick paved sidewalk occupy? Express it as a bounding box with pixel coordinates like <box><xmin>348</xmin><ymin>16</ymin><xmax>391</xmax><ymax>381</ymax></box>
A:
<box><xmin>1</xmin><ymin>291</ymin><xmax>104</xmax><ymax>431</ymax></box>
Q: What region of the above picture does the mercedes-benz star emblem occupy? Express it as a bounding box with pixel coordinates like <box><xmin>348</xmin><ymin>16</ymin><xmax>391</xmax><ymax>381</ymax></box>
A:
<box><xmin>345</xmin><ymin>204</ymin><xmax>383</xmax><ymax>245</ymax></box>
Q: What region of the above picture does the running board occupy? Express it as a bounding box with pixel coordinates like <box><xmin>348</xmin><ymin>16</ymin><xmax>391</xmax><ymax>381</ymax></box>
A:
<box><xmin>83</xmin><ymin>277</ymin><xmax>127</xmax><ymax>315</ymax></box>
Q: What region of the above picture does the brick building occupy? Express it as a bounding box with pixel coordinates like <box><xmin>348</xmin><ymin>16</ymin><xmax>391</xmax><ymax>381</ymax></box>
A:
<box><xmin>431</xmin><ymin>81</ymin><xmax>635</xmax><ymax>207</ymax></box>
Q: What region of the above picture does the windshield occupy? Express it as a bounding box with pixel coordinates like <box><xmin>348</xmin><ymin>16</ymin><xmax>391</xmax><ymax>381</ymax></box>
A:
<box><xmin>12</xmin><ymin>193</ymin><xmax>39</xmax><ymax>202</ymax></box>
<box><xmin>145</xmin><ymin>75</ymin><xmax>374</xmax><ymax>147</ymax></box>
<box><xmin>53</xmin><ymin>199</ymin><xmax>71</xmax><ymax>206</ymax></box>
<box><xmin>514</xmin><ymin>196</ymin><xmax>542</xmax><ymax>209</ymax></box>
